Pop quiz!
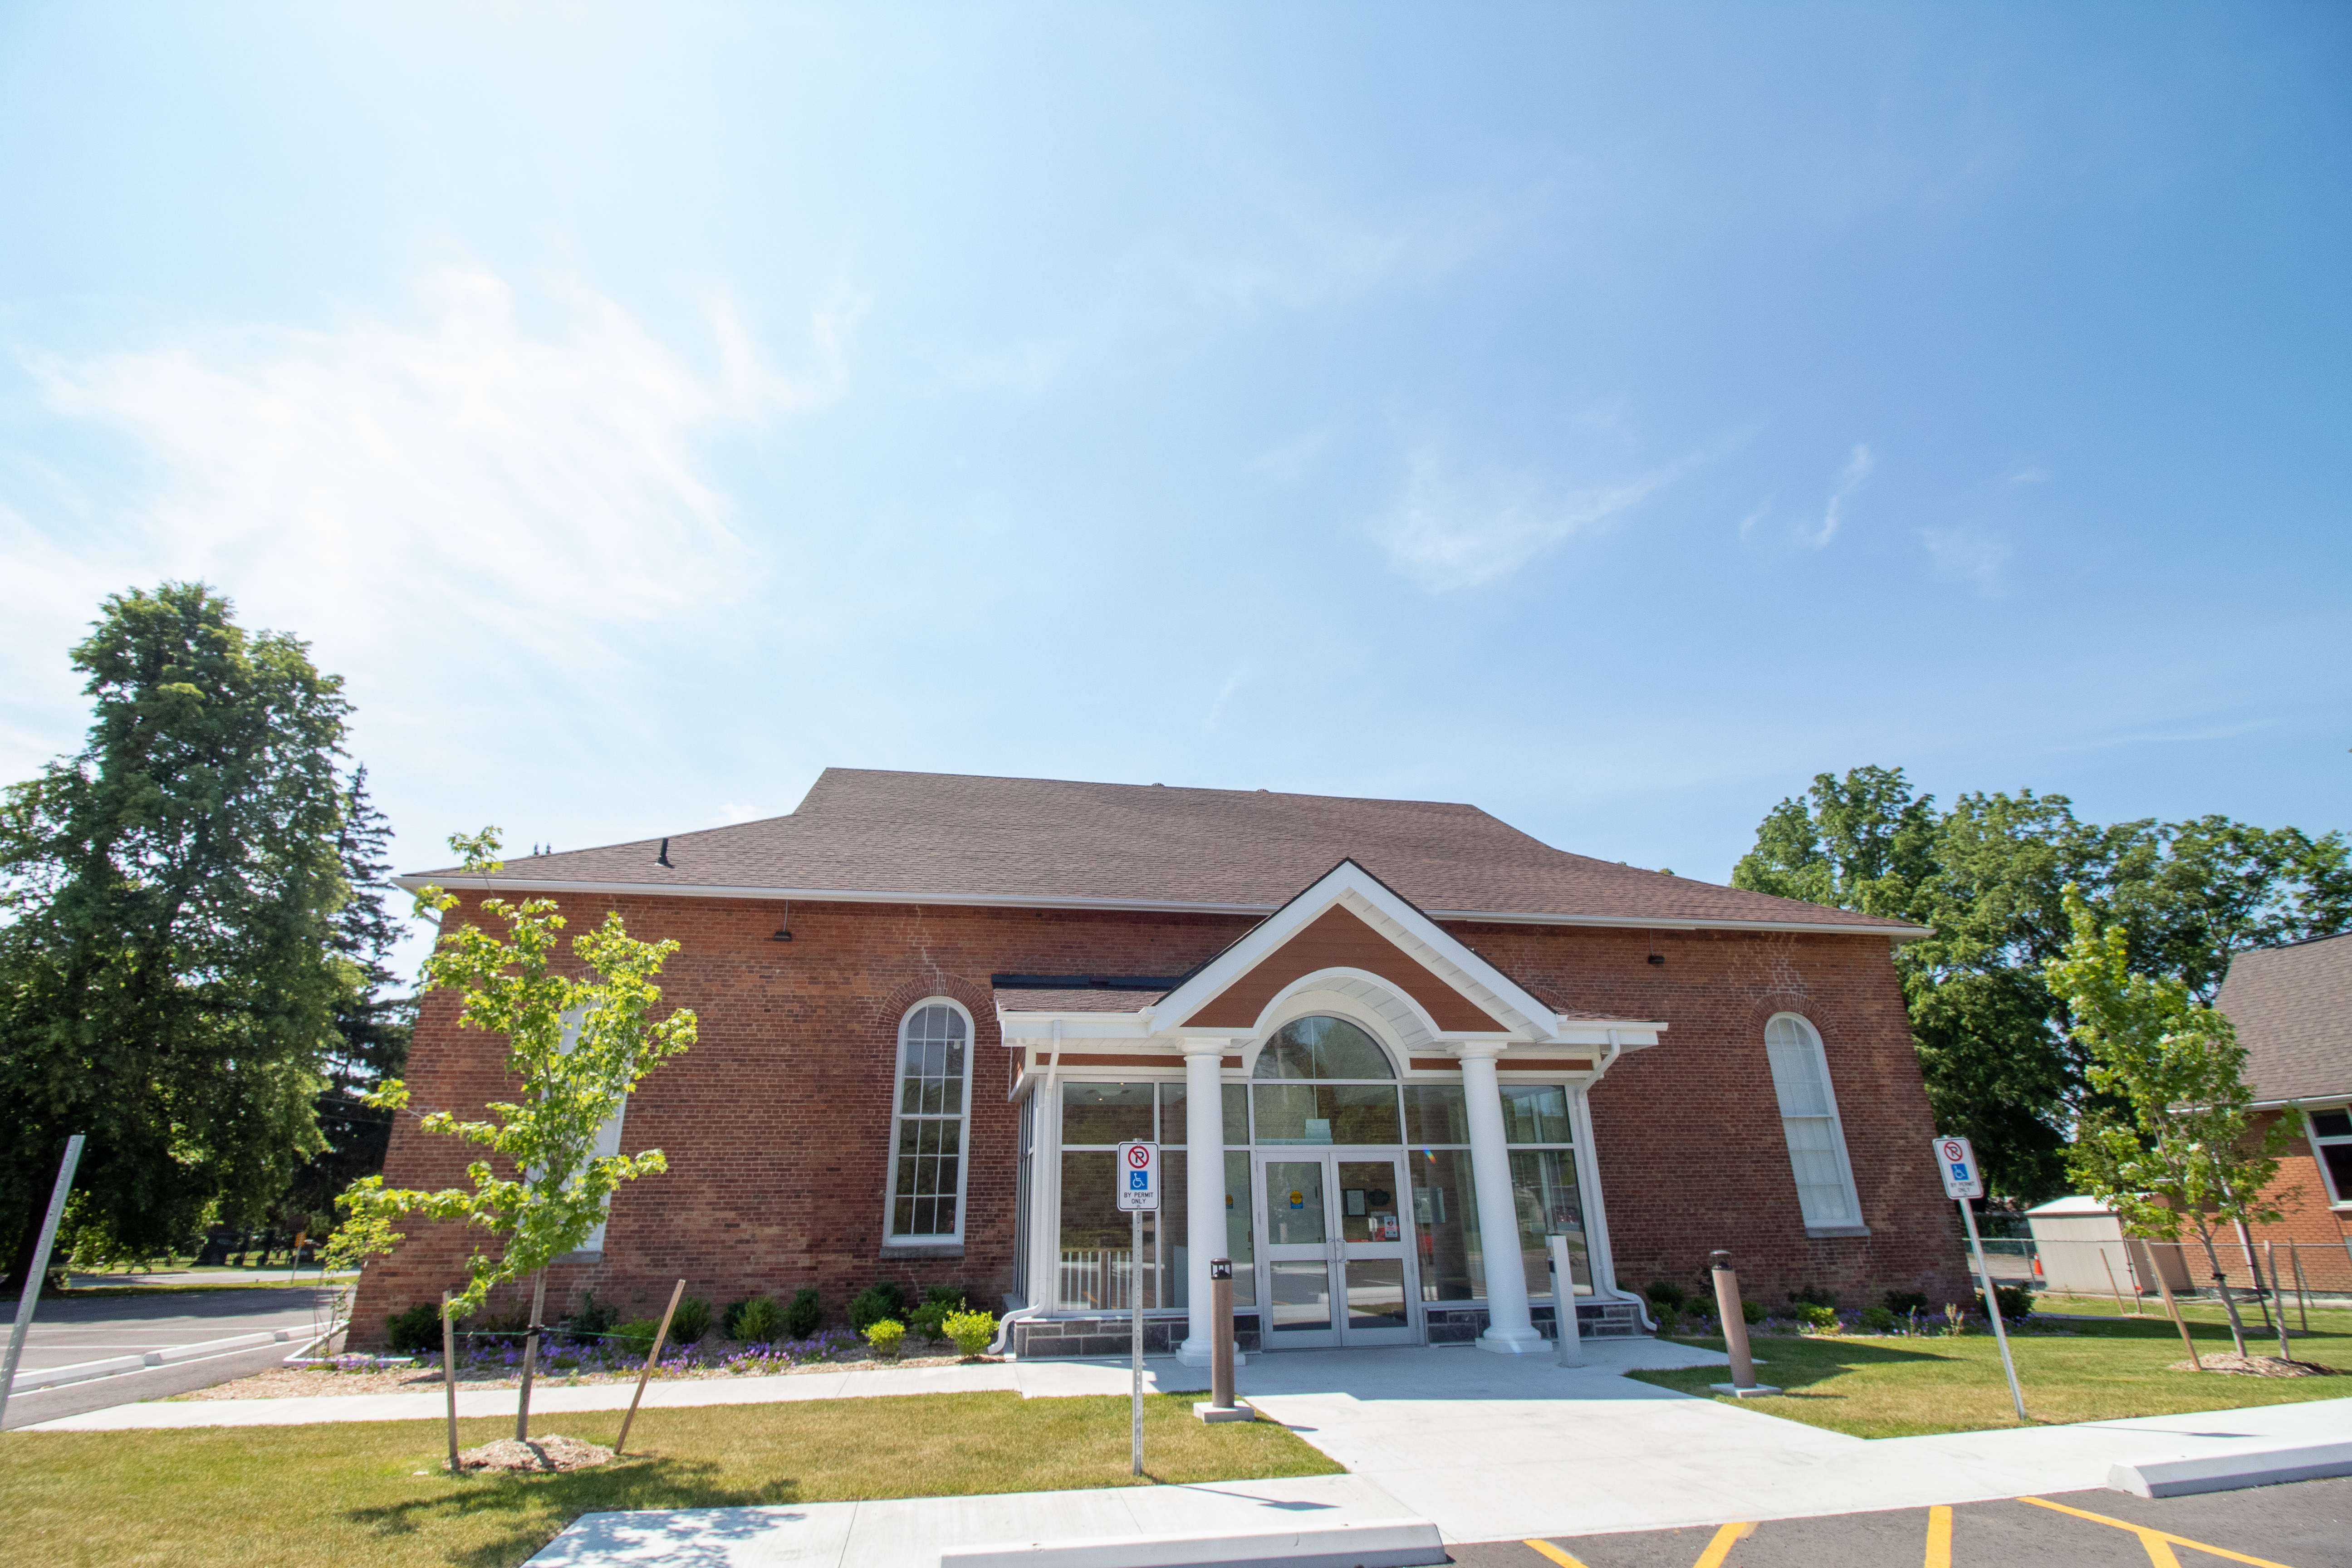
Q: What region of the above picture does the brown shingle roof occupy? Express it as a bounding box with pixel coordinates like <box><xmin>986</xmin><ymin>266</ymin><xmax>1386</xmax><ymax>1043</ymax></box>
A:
<box><xmin>2216</xmin><ymin>932</ymin><xmax>2352</xmax><ymax>1103</ymax></box>
<box><xmin>406</xmin><ymin>768</ymin><xmax>1922</xmax><ymax>935</ymax></box>
<box><xmin>993</xmin><ymin>986</ymin><xmax>1166</xmax><ymax>1013</ymax></box>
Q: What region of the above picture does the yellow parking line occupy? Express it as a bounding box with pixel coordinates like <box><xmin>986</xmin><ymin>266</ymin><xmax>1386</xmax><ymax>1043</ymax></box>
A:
<box><xmin>1925</xmin><ymin>1503</ymin><xmax>1952</xmax><ymax>1568</ymax></box>
<box><xmin>2017</xmin><ymin>1495</ymin><xmax>2298</xmax><ymax>1568</ymax></box>
<box><xmin>1692</xmin><ymin>1520</ymin><xmax>1757</xmax><ymax>1568</ymax></box>
<box><xmin>1523</xmin><ymin>1542</ymin><xmax>1594</xmax><ymax>1568</ymax></box>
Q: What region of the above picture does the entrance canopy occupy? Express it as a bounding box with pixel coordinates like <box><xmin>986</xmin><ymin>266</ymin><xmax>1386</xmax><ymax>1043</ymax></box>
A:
<box><xmin>994</xmin><ymin>859</ymin><xmax>1666</xmax><ymax>1361</ymax></box>
<box><xmin>994</xmin><ymin>858</ymin><xmax>1665</xmax><ymax>1074</ymax></box>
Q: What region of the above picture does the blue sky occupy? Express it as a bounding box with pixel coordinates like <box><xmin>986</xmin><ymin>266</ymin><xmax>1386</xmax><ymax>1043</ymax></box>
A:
<box><xmin>2</xmin><ymin>4</ymin><xmax>2346</xmax><ymax>970</ymax></box>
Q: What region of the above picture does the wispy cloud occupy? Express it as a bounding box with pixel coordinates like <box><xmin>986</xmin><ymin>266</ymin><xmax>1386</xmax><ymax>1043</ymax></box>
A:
<box><xmin>1204</xmin><ymin>663</ymin><xmax>1253</xmax><ymax>729</ymax></box>
<box><xmin>1922</xmin><ymin>526</ymin><xmax>2012</xmax><ymax>591</ymax></box>
<box><xmin>11</xmin><ymin>262</ymin><xmax>844</xmax><ymax>666</ymax></box>
<box><xmin>1793</xmin><ymin>444</ymin><xmax>1875</xmax><ymax>548</ymax></box>
<box><xmin>1736</xmin><ymin>501</ymin><xmax>1772</xmax><ymax>540</ymax></box>
<box><xmin>1379</xmin><ymin>443</ymin><xmax>1708</xmax><ymax>592</ymax></box>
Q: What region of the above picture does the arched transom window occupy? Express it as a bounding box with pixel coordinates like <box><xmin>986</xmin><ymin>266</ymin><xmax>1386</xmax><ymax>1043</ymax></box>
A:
<box><xmin>1764</xmin><ymin>1013</ymin><xmax>1863</xmax><ymax>1231</ymax></box>
<box><xmin>888</xmin><ymin>1001</ymin><xmax>972</xmax><ymax>1241</ymax></box>
<box><xmin>1251</xmin><ymin>1014</ymin><xmax>1399</xmax><ymax>1143</ymax></box>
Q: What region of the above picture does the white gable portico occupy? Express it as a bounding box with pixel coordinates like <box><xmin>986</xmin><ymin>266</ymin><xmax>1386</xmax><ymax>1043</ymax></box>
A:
<box><xmin>995</xmin><ymin>860</ymin><xmax>1665</xmax><ymax>1363</ymax></box>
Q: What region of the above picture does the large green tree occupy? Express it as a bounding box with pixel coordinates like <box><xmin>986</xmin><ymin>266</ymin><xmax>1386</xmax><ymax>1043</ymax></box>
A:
<box><xmin>281</xmin><ymin>765</ymin><xmax>414</xmax><ymax>1235</ymax></box>
<box><xmin>1734</xmin><ymin>766</ymin><xmax>2349</xmax><ymax>1202</ymax></box>
<box><xmin>0</xmin><ymin>584</ymin><xmax>355</xmax><ymax>1287</ymax></box>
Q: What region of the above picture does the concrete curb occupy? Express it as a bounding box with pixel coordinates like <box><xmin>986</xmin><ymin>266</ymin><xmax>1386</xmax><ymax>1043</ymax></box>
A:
<box><xmin>940</xmin><ymin>1516</ymin><xmax>1446</xmax><ymax>1568</ymax></box>
<box><xmin>9</xmin><ymin>1328</ymin><xmax>294</xmax><ymax>1392</ymax></box>
<box><xmin>2107</xmin><ymin>1440</ymin><xmax>2352</xmax><ymax>1498</ymax></box>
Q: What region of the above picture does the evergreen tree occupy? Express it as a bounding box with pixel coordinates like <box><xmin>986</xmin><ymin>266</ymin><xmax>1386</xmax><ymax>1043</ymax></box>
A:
<box><xmin>0</xmin><ymin>584</ymin><xmax>352</xmax><ymax>1286</ymax></box>
<box><xmin>282</xmin><ymin>765</ymin><xmax>414</xmax><ymax>1233</ymax></box>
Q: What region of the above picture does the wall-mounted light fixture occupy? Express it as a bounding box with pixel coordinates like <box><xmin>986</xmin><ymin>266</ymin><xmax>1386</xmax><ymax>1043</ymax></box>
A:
<box><xmin>770</xmin><ymin>899</ymin><xmax>793</xmax><ymax>942</ymax></box>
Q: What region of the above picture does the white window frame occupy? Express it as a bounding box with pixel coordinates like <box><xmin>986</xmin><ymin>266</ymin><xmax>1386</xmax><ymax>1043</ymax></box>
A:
<box><xmin>2304</xmin><ymin>1103</ymin><xmax>2352</xmax><ymax>1209</ymax></box>
<box><xmin>1763</xmin><ymin>1012</ymin><xmax>1868</xmax><ymax>1236</ymax></box>
<box><xmin>883</xmin><ymin>998</ymin><xmax>976</xmax><ymax>1249</ymax></box>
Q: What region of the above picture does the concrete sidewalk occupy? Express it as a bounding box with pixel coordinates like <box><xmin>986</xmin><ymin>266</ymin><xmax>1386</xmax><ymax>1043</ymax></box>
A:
<box><xmin>528</xmin><ymin>1475</ymin><xmax>1424</xmax><ymax>1568</ymax></box>
<box><xmin>1226</xmin><ymin>1345</ymin><xmax>2352</xmax><ymax>1540</ymax></box>
<box><xmin>31</xmin><ymin>1334</ymin><xmax>2352</xmax><ymax>1560</ymax></box>
<box><xmin>20</xmin><ymin>1336</ymin><xmax>1720</xmax><ymax>1431</ymax></box>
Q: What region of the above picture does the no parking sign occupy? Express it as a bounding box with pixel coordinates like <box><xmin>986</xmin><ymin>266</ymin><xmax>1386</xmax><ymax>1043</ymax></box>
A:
<box><xmin>1935</xmin><ymin>1135</ymin><xmax>1984</xmax><ymax>1200</ymax></box>
<box><xmin>1116</xmin><ymin>1142</ymin><xmax>1160</xmax><ymax>1212</ymax></box>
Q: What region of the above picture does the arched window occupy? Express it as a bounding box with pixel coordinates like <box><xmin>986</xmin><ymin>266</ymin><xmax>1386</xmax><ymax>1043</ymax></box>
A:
<box><xmin>1764</xmin><ymin>1013</ymin><xmax>1864</xmax><ymax>1231</ymax></box>
<box><xmin>1253</xmin><ymin>1014</ymin><xmax>1396</xmax><ymax>1081</ymax></box>
<box><xmin>887</xmin><ymin>1001</ymin><xmax>972</xmax><ymax>1242</ymax></box>
<box><xmin>1250</xmin><ymin>1014</ymin><xmax>1400</xmax><ymax>1144</ymax></box>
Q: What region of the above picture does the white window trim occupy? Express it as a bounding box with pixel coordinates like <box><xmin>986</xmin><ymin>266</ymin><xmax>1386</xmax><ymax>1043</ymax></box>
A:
<box><xmin>1764</xmin><ymin>1012</ymin><xmax>1870</xmax><ymax>1238</ymax></box>
<box><xmin>882</xmin><ymin>997</ymin><xmax>977</xmax><ymax>1250</ymax></box>
<box><xmin>2303</xmin><ymin>1102</ymin><xmax>2352</xmax><ymax>1210</ymax></box>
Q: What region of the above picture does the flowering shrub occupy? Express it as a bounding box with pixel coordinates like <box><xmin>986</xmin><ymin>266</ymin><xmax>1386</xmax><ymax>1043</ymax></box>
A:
<box><xmin>942</xmin><ymin>1308</ymin><xmax>997</xmax><ymax>1357</ymax></box>
<box><xmin>864</xmin><ymin>1318</ymin><xmax>907</xmax><ymax>1359</ymax></box>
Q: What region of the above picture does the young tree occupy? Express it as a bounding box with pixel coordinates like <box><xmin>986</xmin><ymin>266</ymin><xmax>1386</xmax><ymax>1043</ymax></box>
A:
<box><xmin>2046</xmin><ymin>886</ymin><xmax>2302</xmax><ymax>1360</ymax></box>
<box><xmin>0</xmin><ymin>584</ymin><xmax>351</xmax><ymax>1289</ymax></box>
<box><xmin>343</xmin><ymin>830</ymin><xmax>696</xmax><ymax>1438</ymax></box>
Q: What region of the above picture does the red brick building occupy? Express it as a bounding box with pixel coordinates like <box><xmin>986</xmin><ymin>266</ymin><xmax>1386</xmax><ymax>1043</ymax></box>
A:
<box><xmin>357</xmin><ymin>769</ymin><xmax>1970</xmax><ymax>1356</ymax></box>
<box><xmin>2214</xmin><ymin>932</ymin><xmax>2352</xmax><ymax>1297</ymax></box>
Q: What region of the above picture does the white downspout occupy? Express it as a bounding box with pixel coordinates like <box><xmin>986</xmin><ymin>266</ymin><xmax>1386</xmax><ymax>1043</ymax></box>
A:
<box><xmin>990</xmin><ymin>1021</ymin><xmax>1063</xmax><ymax>1357</ymax></box>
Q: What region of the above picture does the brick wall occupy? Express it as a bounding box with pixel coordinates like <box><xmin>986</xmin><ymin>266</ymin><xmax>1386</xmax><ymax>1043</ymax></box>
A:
<box><xmin>350</xmin><ymin>895</ymin><xmax>1970</xmax><ymax>1342</ymax></box>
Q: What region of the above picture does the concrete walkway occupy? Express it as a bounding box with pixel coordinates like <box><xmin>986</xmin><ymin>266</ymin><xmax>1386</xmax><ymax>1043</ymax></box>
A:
<box><xmin>529</xmin><ymin>1475</ymin><xmax>1421</xmax><ymax>1568</ymax></box>
<box><xmin>20</xmin><ymin>1335</ymin><xmax>1718</xmax><ymax>1431</ymax></box>
<box><xmin>1225</xmin><ymin>1344</ymin><xmax>2352</xmax><ymax>1540</ymax></box>
<box><xmin>30</xmin><ymin>1335</ymin><xmax>2352</xmax><ymax>1560</ymax></box>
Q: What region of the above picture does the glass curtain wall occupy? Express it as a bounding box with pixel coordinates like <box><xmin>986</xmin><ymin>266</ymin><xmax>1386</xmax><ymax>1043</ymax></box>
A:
<box><xmin>1055</xmin><ymin>1078</ymin><xmax>1258</xmax><ymax>1312</ymax></box>
<box><xmin>1405</xmin><ymin>1082</ymin><xmax>1590</xmax><ymax>1303</ymax></box>
<box><xmin>1051</xmin><ymin>1033</ymin><xmax>1586</xmax><ymax>1318</ymax></box>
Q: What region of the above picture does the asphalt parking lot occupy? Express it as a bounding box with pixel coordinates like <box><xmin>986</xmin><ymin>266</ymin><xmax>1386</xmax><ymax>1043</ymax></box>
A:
<box><xmin>1450</xmin><ymin>1475</ymin><xmax>2351</xmax><ymax>1567</ymax></box>
<box><xmin>3</xmin><ymin>1283</ymin><xmax>338</xmax><ymax>1428</ymax></box>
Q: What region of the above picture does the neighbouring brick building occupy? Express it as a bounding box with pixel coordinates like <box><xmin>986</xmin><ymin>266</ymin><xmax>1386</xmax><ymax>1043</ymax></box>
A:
<box><xmin>357</xmin><ymin>769</ymin><xmax>1971</xmax><ymax>1357</ymax></box>
<box><xmin>2214</xmin><ymin>932</ymin><xmax>2352</xmax><ymax>1296</ymax></box>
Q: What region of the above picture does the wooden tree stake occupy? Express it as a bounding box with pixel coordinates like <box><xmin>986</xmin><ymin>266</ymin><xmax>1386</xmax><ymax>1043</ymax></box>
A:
<box><xmin>614</xmin><ymin>1279</ymin><xmax>686</xmax><ymax>1457</ymax></box>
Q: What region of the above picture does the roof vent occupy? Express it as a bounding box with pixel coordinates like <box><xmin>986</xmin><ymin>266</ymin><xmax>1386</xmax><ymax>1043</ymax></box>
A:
<box><xmin>657</xmin><ymin>837</ymin><xmax>672</xmax><ymax>867</ymax></box>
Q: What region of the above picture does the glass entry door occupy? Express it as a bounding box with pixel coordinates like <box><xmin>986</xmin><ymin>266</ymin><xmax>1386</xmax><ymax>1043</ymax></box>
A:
<box><xmin>1256</xmin><ymin>1153</ymin><xmax>1418</xmax><ymax>1348</ymax></box>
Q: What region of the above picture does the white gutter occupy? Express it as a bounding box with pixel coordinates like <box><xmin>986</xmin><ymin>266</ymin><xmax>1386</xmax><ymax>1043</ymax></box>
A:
<box><xmin>391</xmin><ymin>874</ymin><xmax>1929</xmax><ymax>941</ymax></box>
<box><xmin>989</xmin><ymin>1022</ymin><xmax>1063</xmax><ymax>1358</ymax></box>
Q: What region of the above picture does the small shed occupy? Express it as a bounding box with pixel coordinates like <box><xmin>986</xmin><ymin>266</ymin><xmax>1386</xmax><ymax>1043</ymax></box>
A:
<box><xmin>2024</xmin><ymin>1195</ymin><xmax>2151</xmax><ymax>1297</ymax></box>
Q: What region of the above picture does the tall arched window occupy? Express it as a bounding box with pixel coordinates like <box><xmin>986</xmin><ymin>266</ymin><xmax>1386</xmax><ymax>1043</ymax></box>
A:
<box><xmin>888</xmin><ymin>1001</ymin><xmax>972</xmax><ymax>1242</ymax></box>
<box><xmin>1764</xmin><ymin>1013</ymin><xmax>1864</xmax><ymax>1231</ymax></box>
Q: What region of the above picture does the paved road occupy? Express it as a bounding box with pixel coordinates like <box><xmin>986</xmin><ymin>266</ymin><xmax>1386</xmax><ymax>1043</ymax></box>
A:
<box><xmin>3</xmin><ymin>1283</ymin><xmax>339</xmax><ymax>1429</ymax></box>
<box><xmin>1452</xmin><ymin>1475</ymin><xmax>2352</xmax><ymax>1567</ymax></box>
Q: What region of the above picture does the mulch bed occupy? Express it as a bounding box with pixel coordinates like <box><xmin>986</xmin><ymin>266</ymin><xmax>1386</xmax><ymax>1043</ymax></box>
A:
<box><xmin>2169</xmin><ymin>1353</ymin><xmax>2338</xmax><ymax>1377</ymax></box>
<box><xmin>452</xmin><ymin>1436</ymin><xmax>614</xmax><ymax>1472</ymax></box>
<box><xmin>178</xmin><ymin>1346</ymin><xmax>994</xmax><ymax>1400</ymax></box>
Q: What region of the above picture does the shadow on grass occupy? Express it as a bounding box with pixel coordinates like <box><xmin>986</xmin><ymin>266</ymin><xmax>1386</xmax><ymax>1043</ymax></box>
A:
<box><xmin>1636</xmin><ymin>1334</ymin><xmax>1955</xmax><ymax>1402</ymax></box>
<box><xmin>342</xmin><ymin>1453</ymin><xmax>799</xmax><ymax>1568</ymax></box>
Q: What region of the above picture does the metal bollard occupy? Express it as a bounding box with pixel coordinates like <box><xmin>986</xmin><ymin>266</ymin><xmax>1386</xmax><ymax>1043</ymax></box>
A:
<box><xmin>1547</xmin><ymin>1235</ymin><xmax>1584</xmax><ymax>1367</ymax></box>
<box><xmin>1708</xmin><ymin>1250</ymin><xmax>1779</xmax><ymax>1397</ymax></box>
<box><xmin>1195</xmin><ymin>1258</ymin><xmax>1251</xmax><ymax>1423</ymax></box>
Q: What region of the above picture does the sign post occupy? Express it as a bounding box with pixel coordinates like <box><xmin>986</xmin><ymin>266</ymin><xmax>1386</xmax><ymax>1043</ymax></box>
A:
<box><xmin>1116</xmin><ymin>1141</ymin><xmax>1159</xmax><ymax>1475</ymax></box>
<box><xmin>0</xmin><ymin>1134</ymin><xmax>85</xmax><ymax>1430</ymax></box>
<box><xmin>1936</xmin><ymin>1135</ymin><xmax>2026</xmax><ymax>1421</ymax></box>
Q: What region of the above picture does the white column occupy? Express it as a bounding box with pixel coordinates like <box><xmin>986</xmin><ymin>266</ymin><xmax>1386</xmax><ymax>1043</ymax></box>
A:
<box><xmin>1176</xmin><ymin>1039</ymin><xmax>1228</xmax><ymax>1366</ymax></box>
<box><xmin>1458</xmin><ymin>1043</ymin><xmax>1545</xmax><ymax>1354</ymax></box>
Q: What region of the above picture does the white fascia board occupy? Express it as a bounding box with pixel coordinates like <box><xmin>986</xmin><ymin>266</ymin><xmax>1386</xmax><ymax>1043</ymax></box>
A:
<box><xmin>1151</xmin><ymin>859</ymin><xmax>1568</xmax><ymax>1043</ymax></box>
<box><xmin>1549</xmin><ymin>1023</ymin><xmax>1665</xmax><ymax>1048</ymax></box>
<box><xmin>993</xmin><ymin>1011</ymin><xmax>1155</xmax><ymax>1042</ymax></box>
<box><xmin>390</xmin><ymin>874</ymin><xmax>1929</xmax><ymax>940</ymax></box>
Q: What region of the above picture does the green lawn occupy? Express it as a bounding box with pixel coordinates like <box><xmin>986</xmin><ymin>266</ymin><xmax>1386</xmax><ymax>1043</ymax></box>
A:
<box><xmin>2034</xmin><ymin>1290</ymin><xmax>2352</xmax><ymax>1337</ymax></box>
<box><xmin>1630</xmin><ymin>1313</ymin><xmax>2350</xmax><ymax>1438</ymax></box>
<box><xmin>0</xmin><ymin>1392</ymin><xmax>1338</xmax><ymax>1568</ymax></box>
